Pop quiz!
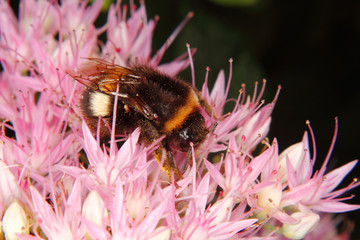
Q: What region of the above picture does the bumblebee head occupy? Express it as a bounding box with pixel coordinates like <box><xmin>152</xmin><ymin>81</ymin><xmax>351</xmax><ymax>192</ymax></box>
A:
<box><xmin>168</xmin><ymin>112</ymin><xmax>209</xmax><ymax>151</ymax></box>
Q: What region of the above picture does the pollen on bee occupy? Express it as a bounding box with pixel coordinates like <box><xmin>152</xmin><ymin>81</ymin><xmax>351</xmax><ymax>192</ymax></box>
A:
<box><xmin>124</xmin><ymin>104</ymin><xmax>130</xmax><ymax>113</ymax></box>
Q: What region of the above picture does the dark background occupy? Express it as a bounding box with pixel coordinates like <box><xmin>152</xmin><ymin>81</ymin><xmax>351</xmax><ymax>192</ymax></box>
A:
<box><xmin>146</xmin><ymin>0</ymin><xmax>360</xmax><ymax>238</ymax></box>
<box><xmin>9</xmin><ymin>0</ymin><xmax>360</xmax><ymax>238</ymax></box>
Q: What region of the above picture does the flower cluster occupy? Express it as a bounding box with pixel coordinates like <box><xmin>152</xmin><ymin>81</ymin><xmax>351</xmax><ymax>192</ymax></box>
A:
<box><xmin>0</xmin><ymin>1</ymin><xmax>359</xmax><ymax>239</ymax></box>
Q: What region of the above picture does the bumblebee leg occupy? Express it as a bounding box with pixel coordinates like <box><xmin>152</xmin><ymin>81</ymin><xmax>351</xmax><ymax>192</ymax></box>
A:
<box><xmin>182</xmin><ymin>148</ymin><xmax>192</xmax><ymax>173</ymax></box>
<box><xmin>154</xmin><ymin>145</ymin><xmax>182</xmax><ymax>180</ymax></box>
<box><xmin>139</xmin><ymin>120</ymin><xmax>182</xmax><ymax>181</ymax></box>
<box><xmin>165</xmin><ymin>147</ymin><xmax>182</xmax><ymax>179</ymax></box>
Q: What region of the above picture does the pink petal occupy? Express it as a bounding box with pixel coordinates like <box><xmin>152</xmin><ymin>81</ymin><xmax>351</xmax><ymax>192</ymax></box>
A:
<box><xmin>311</xmin><ymin>201</ymin><xmax>360</xmax><ymax>213</ymax></box>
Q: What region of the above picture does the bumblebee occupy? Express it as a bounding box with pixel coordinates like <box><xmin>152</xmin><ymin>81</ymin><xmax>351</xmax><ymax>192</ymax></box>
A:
<box><xmin>68</xmin><ymin>58</ymin><xmax>213</xmax><ymax>180</ymax></box>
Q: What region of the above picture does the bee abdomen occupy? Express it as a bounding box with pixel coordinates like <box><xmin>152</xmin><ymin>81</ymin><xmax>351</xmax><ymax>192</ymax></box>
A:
<box><xmin>82</xmin><ymin>90</ymin><xmax>113</xmax><ymax>118</ymax></box>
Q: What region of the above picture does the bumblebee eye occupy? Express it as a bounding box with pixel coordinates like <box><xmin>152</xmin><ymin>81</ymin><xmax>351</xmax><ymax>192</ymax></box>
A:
<box><xmin>179</xmin><ymin>128</ymin><xmax>190</xmax><ymax>141</ymax></box>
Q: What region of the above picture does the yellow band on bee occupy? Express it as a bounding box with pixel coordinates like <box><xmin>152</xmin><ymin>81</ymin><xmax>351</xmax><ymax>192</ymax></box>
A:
<box><xmin>163</xmin><ymin>89</ymin><xmax>199</xmax><ymax>132</ymax></box>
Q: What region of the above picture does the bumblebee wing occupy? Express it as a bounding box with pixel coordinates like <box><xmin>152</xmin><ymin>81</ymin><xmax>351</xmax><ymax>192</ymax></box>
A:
<box><xmin>70</xmin><ymin>58</ymin><xmax>157</xmax><ymax>120</ymax></box>
<box><xmin>97</xmin><ymin>74</ymin><xmax>155</xmax><ymax>120</ymax></box>
<box><xmin>67</xmin><ymin>70</ymin><xmax>99</xmax><ymax>90</ymax></box>
<box><xmin>92</xmin><ymin>61</ymin><xmax>157</xmax><ymax>120</ymax></box>
<box><xmin>123</xmin><ymin>95</ymin><xmax>157</xmax><ymax>120</ymax></box>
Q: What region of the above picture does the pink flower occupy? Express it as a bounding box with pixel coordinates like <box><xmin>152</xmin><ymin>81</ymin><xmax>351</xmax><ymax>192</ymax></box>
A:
<box><xmin>204</xmin><ymin>136</ymin><xmax>272</xmax><ymax>200</ymax></box>
<box><xmin>29</xmin><ymin>180</ymin><xmax>84</xmax><ymax>239</ymax></box>
<box><xmin>0</xmin><ymin>160</ymin><xmax>22</xmax><ymax>207</ymax></box>
<box><xmin>0</xmin><ymin>1</ymin><xmax>359</xmax><ymax>239</ymax></box>
<box><xmin>280</xmin><ymin>120</ymin><xmax>360</xmax><ymax>213</ymax></box>
<box><xmin>303</xmin><ymin>214</ymin><xmax>354</xmax><ymax>240</ymax></box>
<box><xmin>173</xmin><ymin>174</ymin><xmax>258</xmax><ymax>240</ymax></box>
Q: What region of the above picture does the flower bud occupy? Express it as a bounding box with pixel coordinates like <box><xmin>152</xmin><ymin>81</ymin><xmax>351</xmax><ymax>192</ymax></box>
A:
<box><xmin>256</xmin><ymin>182</ymin><xmax>282</xmax><ymax>220</ymax></box>
<box><xmin>281</xmin><ymin>212</ymin><xmax>320</xmax><ymax>239</ymax></box>
<box><xmin>148</xmin><ymin>227</ymin><xmax>171</xmax><ymax>240</ymax></box>
<box><xmin>2</xmin><ymin>201</ymin><xmax>29</xmax><ymax>240</ymax></box>
<box><xmin>125</xmin><ymin>190</ymin><xmax>149</xmax><ymax>221</ymax></box>
<box><xmin>257</xmin><ymin>183</ymin><xmax>282</xmax><ymax>210</ymax></box>
<box><xmin>207</xmin><ymin>197</ymin><xmax>234</xmax><ymax>225</ymax></box>
<box><xmin>278</xmin><ymin>133</ymin><xmax>310</xmax><ymax>183</ymax></box>
<box><xmin>236</xmin><ymin>110</ymin><xmax>271</xmax><ymax>151</ymax></box>
<box><xmin>82</xmin><ymin>190</ymin><xmax>108</xmax><ymax>226</ymax></box>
